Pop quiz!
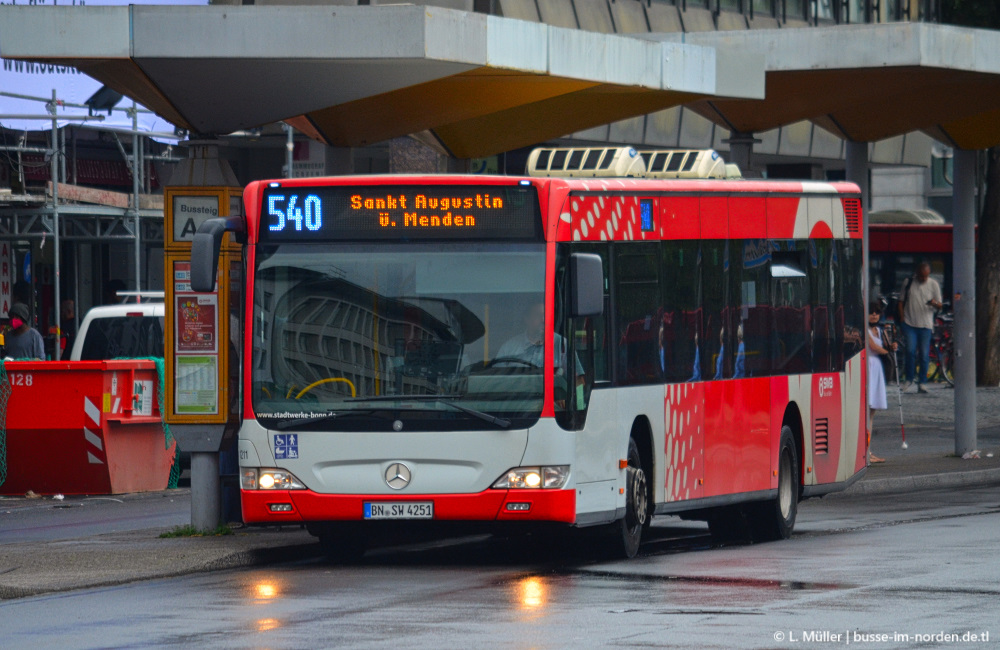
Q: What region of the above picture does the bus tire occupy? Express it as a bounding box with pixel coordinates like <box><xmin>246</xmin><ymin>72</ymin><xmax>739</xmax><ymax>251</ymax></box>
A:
<box><xmin>316</xmin><ymin>524</ymin><xmax>367</xmax><ymax>563</ymax></box>
<box><xmin>751</xmin><ymin>425</ymin><xmax>799</xmax><ymax>542</ymax></box>
<box><xmin>610</xmin><ymin>437</ymin><xmax>648</xmax><ymax>559</ymax></box>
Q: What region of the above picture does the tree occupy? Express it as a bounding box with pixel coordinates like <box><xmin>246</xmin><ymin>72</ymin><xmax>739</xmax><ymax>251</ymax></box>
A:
<box><xmin>940</xmin><ymin>1</ymin><xmax>1000</xmax><ymax>384</ymax></box>
<box><xmin>975</xmin><ymin>149</ymin><xmax>1000</xmax><ymax>384</ymax></box>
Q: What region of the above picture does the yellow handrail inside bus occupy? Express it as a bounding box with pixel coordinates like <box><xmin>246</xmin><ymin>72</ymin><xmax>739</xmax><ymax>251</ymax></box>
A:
<box><xmin>295</xmin><ymin>377</ymin><xmax>357</xmax><ymax>399</ymax></box>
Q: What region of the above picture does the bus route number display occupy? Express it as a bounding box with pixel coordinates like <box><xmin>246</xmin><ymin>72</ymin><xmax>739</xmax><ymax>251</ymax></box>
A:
<box><xmin>259</xmin><ymin>184</ymin><xmax>540</xmax><ymax>241</ymax></box>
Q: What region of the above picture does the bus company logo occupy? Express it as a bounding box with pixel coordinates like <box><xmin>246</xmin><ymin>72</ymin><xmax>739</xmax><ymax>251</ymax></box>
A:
<box><xmin>385</xmin><ymin>463</ymin><xmax>411</xmax><ymax>490</ymax></box>
<box><xmin>817</xmin><ymin>376</ymin><xmax>835</xmax><ymax>398</ymax></box>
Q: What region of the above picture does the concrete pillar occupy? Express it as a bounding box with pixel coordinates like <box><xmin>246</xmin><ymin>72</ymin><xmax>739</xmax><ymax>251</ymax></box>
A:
<box><xmin>724</xmin><ymin>132</ymin><xmax>758</xmax><ymax>176</ymax></box>
<box><xmin>845</xmin><ymin>140</ymin><xmax>870</xmax><ymax>296</ymax></box>
<box><xmin>190</xmin><ymin>452</ymin><xmax>221</xmax><ymax>531</ymax></box>
<box><xmin>845</xmin><ymin>140</ymin><xmax>871</xmax><ymax>436</ymax></box>
<box><xmin>952</xmin><ymin>148</ymin><xmax>977</xmax><ymax>456</ymax></box>
<box><xmin>844</xmin><ymin>140</ymin><xmax>870</xmax><ymax>210</ymax></box>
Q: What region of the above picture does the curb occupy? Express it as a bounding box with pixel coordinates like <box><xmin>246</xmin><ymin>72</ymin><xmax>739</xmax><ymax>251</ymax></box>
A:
<box><xmin>0</xmin><ymin>541</ymin><xmax>322</xmax><ymax>601</ymax></box>
<box><xmin>839</xmin><ymin>467</ymin><xmax>1000</xmax><ymax>496</ymax></box>
<box><xmin>198</xmin><ymin>540</ymin><xmax>323</xmax><ymax>572</ymax></box>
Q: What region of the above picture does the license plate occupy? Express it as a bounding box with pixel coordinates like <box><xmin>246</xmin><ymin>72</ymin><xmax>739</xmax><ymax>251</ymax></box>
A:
<box><xmin>364</xmin><ymin>502</ymin><xmax>434</xmax><ymax>520</ymax></box>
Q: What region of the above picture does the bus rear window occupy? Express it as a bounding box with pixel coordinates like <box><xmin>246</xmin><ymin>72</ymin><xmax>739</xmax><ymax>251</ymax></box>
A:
<box><xmin>79</xmin><ymin>316</ymin><xmax>165</xmax><ymax>360</ymax></box>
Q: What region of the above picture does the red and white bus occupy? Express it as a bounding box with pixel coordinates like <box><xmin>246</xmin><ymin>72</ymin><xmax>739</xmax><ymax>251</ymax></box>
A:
<box><xmin>192</xmin><ymin>147</ymin><xmax>868</xmax><ymax>559</ymax></box>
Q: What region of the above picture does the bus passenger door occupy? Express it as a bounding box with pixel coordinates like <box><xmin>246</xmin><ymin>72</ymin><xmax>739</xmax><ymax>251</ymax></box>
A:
<box><xmin>574</xmin><ymin>387</ymin><xmax>620</xmax><ymax>522</ymax></box>
<box><xmin>557</xmin><ymin>244</ymin><xmax>619</xmax><ymax>523</ymax></box>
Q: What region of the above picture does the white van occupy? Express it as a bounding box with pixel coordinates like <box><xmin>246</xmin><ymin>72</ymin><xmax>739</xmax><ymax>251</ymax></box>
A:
<box><xmin>69</xmin><ymin>297</ymin><xmax>165</xmax><ymax>361</ymax></box>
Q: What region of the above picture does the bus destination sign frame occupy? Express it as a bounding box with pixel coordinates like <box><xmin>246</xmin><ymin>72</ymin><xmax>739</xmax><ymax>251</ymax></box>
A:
<box><xmin>258</xmin><ymin>184</ymin><xmax>541</xmax><ymax>242</ymax></box>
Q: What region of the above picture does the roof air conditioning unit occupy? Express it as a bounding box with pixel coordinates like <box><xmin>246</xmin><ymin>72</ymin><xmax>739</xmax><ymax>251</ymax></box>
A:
<box><xmin>638</xmin><ymin>149</ymin><xmax>730</xmax><ymax>179</ymax></box>
<box><xmin>526</xmin><ymin>147</ymin><xmax>646</xmax><ymax>178</ymax></box>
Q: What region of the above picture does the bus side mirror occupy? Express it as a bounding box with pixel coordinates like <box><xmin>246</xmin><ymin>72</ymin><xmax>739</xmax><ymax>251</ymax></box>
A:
<box><xmin>570</xmin><ymin>253</ymin><xmax>604</xmax><ymax>317</ymax></box>
<box><xmin>191</xmin><ymin>217</ymin><xmax>244</xmax><ymax>292</ymax></box>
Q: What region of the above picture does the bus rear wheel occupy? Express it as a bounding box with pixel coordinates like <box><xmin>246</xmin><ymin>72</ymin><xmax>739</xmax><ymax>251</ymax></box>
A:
<box><xmin>750</xmin><ymin>425</ymin><xmax>800</xmax><ymax>542</ymax></box>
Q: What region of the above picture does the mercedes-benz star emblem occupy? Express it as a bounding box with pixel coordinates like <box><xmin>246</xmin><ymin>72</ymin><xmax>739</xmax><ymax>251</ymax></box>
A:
<box><xmin>385</xmin><ymin>462</ymin><xmax>411</xmax><ymax>490</ymax></box>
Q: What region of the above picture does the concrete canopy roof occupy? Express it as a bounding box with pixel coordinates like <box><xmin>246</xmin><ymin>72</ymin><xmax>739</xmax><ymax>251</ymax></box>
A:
<box><xmin>0</xmin><ymin>5</ymin><xmax>762</xmax><ymax>159</ymax></box>
<box><xmin>654</xmin><ymin>23</ymin><xmax>1000</xmax><ymax>150</ymax></box>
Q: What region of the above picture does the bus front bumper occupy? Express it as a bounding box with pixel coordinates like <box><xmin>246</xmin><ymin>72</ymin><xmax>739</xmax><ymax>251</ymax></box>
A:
<box><xmin>241</xmin><ymin>488</ymin><xmax>576</xmax><ymax>524</ymax></box>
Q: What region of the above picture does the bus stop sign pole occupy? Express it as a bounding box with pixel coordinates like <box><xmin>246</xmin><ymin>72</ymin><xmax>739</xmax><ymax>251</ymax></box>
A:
<box><xmin>162</xmin><ymin>143</ymin><xmax>242</xmax><ymax>531</ymax></box>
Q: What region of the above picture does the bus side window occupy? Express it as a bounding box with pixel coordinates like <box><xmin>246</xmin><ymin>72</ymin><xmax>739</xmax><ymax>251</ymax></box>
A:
<box><xmin>661</xmin><ymin>241</ymin><xmax>702</xmax><ymax>382</ymax></box>
<box><xmin>733</xmin><ymin>239</ymin><xmax>772</xmax><ymax>378</ymax></box>
<box><xmin>614</xmin><ymin>243</ymin><xmax>660</xmax><ymax>386</ymax></box>
<box><xmin>839</xmin><ymin>239</ymin><xmax>865</xmax><ymax>361</ymax></box>
<box><xmin>833</xmin><ymin>244</ymin><xmax>845</xmax><ymax>370</ymax></box>
<box><xmin>701</xmin><ymin>241</ymin><xmax>729</xmax><ymax>380</ymax></box>
<box><xmin>771</xmin><ymin>243</ymin><xmax>811</xmax><ymax>374</ymax></box>
<box><xmin>811</xmin><ymin>240</ymin><xmax>836</xmax><ymax>373</ymax></box>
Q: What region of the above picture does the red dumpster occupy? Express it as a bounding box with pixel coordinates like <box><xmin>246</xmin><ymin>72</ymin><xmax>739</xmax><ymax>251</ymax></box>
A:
<box><xmin>0</xmin><ymin>360</ymin><xmax>176</xmax><ymax>495</ymax></box>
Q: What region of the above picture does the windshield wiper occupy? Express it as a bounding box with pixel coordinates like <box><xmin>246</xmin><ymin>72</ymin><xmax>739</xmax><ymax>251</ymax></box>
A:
<box><xmin>272</xmin><ymin>410</ymin><xmax>377</xmax><ymax>430</ymax></box>
<box><xmin>346</xmin><ymin>394</ymin><xmax>461</xmax><ymax>402</ymax></box>
<box><xmin>346</xmin><ymin>395</ymin><xmax>511</xmax><ymax>429</ymax></box>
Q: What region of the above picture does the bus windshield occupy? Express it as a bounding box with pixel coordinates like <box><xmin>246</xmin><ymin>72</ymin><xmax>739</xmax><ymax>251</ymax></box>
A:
<box><xmin>252</xmin><ymin>242</ymin><xmax>547</xmax><ymax>431</ymax></box>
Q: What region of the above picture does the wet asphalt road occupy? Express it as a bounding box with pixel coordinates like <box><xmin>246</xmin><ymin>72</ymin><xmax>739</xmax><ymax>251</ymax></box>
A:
<box><xmin>0</xmin><ymin>491</ymin><xmax>189</xmax><ymax>545</ymax></box>
<box><xmin>2</xmin><ymin>486</ymin><xmax>998</xmax><ymax>649</ymax></box>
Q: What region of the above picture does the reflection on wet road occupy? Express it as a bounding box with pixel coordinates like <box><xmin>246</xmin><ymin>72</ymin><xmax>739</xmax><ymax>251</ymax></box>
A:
<box><xmin>1</xmin><ymin>486</ymin><xmax>997</xmax><ymax>649</ymax></box>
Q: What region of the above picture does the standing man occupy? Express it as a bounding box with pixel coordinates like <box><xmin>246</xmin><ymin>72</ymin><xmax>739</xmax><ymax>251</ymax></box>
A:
<box><xmin>897</xmin><ymin>262</ymin><xmax>942</xmax><ymax>393</ymax></box>
<box><xmin>4</xmin><ymin>303</ymin><xmax>45</xmax><ymax>360</ymax></box>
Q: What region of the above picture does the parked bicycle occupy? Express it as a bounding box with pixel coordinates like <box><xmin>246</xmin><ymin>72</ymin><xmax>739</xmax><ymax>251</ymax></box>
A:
<box><xmin>929</xmin><ymin>311</ymin><xmax>954</xmax><ymax>386</ymax></box>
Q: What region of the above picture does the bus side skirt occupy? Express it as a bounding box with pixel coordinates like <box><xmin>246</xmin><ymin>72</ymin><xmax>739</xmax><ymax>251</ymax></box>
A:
<box><xmin>800</xmin><ymin>466</ymin><xmax>867</xmax><ymax>498</ymax></box>
<box><xmin>652</xmin><ymin>488</ymin><xmax>779</xmax><ymax>516</ymax></box>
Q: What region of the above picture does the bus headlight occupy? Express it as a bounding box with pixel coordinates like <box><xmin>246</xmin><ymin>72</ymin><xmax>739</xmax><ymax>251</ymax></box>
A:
<box><xmin>543</xmin><ymin>465</ymin><xmax>571</xmax><ymax>488</ymax></box>
<box><xmin>242</xmin><ymin>468</ymin><xmax>306</xmax><ymax>490</ymax></box>
<box><xmin>492</xmin><ymin>466</ymin><xmax>570</xmax><ymax>489</ymax></box>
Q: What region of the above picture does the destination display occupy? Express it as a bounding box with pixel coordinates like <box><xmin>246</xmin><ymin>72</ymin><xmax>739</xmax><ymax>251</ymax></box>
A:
<box><xmin>258</xmin><ymin>184</ymin><xmax>540</xmax><ymax>241</ymax></box>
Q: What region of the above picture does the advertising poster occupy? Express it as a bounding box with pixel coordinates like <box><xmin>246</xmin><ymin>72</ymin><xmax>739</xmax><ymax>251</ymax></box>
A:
<box><xmin>170</xmin><ymin>256</ymin><xmax>222</xmax><ymax>418</ymax></box>
<box><xmin>176</xmin><ymin>294</ymin><xmax>218</xmax><ymax>353</ymax></box>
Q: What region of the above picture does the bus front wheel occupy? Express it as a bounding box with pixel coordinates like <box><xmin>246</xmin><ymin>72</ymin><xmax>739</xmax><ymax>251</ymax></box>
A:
<box><xmin>609</xmin><ymin>437</ymin><xmax>648</xmax><ymax>559</ymax></box>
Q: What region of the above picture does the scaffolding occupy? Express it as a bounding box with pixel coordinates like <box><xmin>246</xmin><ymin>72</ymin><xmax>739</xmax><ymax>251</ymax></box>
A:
<box><xmin>1</xmin><ymin>89</ymin><xmax>175</xmax><ymax>359</ymax></box>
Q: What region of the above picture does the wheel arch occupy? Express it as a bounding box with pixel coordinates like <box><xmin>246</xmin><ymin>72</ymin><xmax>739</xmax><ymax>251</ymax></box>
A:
<box><xmin>781</xmin><ymin>401</ymin><xmax>805</xmax><ymax>496</ymax></box>
<box><xmin>629</xmin><ymin>415</ymin><xmax>654</xmax><ymax>505</ymax></box>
